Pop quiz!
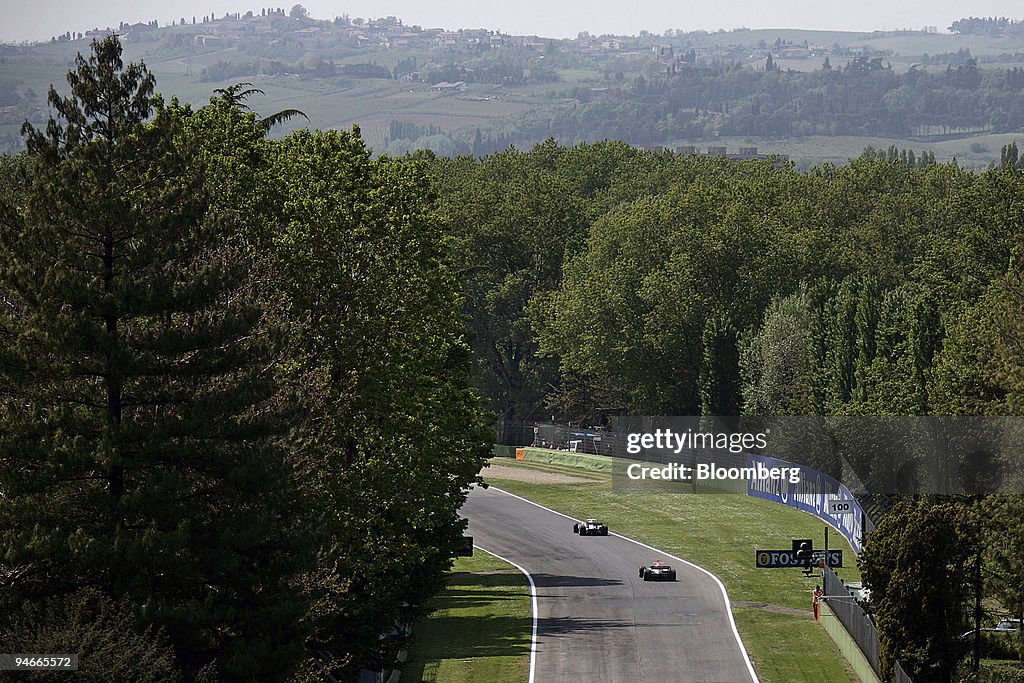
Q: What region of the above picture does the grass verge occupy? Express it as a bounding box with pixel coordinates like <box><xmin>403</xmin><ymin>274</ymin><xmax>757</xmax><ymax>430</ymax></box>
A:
<box><xmin>402</xmin><ymin>549</ymin><xmax>531</xmax><ymax>683</ymax></box>
<box><xmin>735</xmin><ymin>608</ymin><xmax>856</xmax><ymax>681</ymax></box>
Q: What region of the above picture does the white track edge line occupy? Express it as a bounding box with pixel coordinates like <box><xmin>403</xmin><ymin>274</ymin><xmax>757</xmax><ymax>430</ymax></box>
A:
<box><xmin>485</xmin><ymin>485</ymin><xmax>760</xmax><ymax>683</ymax></box>
<box><xmin>472</xmin><ymin>543</ymin><xmax>538</xmax><ymax>683</ymax></box>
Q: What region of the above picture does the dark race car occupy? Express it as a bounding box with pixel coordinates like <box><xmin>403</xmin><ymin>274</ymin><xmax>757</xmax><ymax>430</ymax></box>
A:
<box><xmin>573</xmin><ymin>518</ymin><xmax>609</xmax><ymax>536</ymax></box>
<box><xmin>639</xmin><ymin>561</ymin><xmax>677</xmax><ymax>581</ymax></box>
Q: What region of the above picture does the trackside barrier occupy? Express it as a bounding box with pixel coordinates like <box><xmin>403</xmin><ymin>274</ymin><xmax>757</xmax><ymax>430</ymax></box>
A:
<box><xmin>823</xmin><ymin>567</ymin><xmax>880</xmax><ymax>675</ymax></box>
<box><xmin>516</xmin><ymin>447</ymin><xmax>614</xmax><ymax>473</ymax></box>
<box><xmin>821</xmin><ymin>567</ymin><xmax>915</xmax><ymax>683</ymax></box>
<box><xmin>493</xmin><ymin>444</ymin><xmax>518</xmax><ymax>458</ymax></box>
<box><xmin>818</xmin><ymin>601</ymin><xmax>881</xmax><ymax>683</ymax></box>
<box><xmin>746</xmin><ymin>453</ymin><xmax>866</xmax><ymax>554</ymax></box>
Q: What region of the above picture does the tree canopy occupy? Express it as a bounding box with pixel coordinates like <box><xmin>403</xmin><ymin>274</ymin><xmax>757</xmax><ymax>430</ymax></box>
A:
<box><xmin>0</xmin><ymin>35</ymin><xmax>489</xmax><ymax>681</ymax></box>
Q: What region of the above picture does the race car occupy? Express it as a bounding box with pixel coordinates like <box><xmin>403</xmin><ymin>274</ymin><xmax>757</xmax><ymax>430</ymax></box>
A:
<box><xmin>573</xmin><ymin>518</ymin><xmax>609</xmax><ymax>536</ymax></box>
<box><xmin>639</xmin><ymin>561</ymin><xmax>677</xmax><ymax>581</ymax></box>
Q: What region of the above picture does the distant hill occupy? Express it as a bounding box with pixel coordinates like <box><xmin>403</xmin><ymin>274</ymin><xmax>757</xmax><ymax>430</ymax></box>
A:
<box><xmin>4</xmin><ymin>12</ymin><xmax>1024</xmax><ymax>166</ymax></box>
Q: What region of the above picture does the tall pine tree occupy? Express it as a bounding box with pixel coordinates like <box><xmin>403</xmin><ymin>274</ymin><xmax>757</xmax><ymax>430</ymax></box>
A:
<box><xmin>0</xmin><ymin>36</ymin><xmax>308</xmax><ymax>680</ymax></box>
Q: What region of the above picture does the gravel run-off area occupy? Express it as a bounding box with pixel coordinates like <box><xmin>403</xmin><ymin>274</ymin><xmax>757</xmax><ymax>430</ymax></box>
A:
<box><xmin>483</xmin><ymin>462</ymin><xmax>596</xmax><ymax>485</ymax></box>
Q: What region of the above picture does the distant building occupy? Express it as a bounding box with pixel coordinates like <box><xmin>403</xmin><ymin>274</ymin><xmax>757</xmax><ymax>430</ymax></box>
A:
<box><xmin>193</xmin><ymin>34</ymin><xmax>222</xmax><ymax>47</ymax></box>
<box><xmin>653</xmin><ymin>44</ymin><xmax>673</xmax><ymax>59</ymax></box>
<box><xmin>432</xmin><ymin>81</ymin><xmax>467</xmax><ymax>93</ymax></box>
<box><xmin>436</xmin><ymin>32</ymin><xmax>458</xmax><ymax>47</ymax></box>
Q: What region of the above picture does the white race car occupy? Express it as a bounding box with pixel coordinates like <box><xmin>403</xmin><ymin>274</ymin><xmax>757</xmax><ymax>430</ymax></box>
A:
<box><xmin>573</xmin><ymin>518</ymin><xmax>609</xmax><ymax>536</ymax></box>
<box><xmin>639</xmin><ymin>561</ymin><xmax>677</xmax><ymax>581</ymax></box>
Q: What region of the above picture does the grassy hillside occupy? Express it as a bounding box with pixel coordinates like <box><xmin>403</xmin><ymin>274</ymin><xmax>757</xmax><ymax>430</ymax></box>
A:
<box><xmin>5</xmin><ymin>17</ymin><xmax>1024</xmax><ymax>164</ymax></box>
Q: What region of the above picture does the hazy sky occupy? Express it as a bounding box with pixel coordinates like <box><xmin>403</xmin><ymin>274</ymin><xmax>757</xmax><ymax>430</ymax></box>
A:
<box><xmin>1</xmin><ymin>0</ymin><xmax>1023</xmax><ymax>42</ymax></box>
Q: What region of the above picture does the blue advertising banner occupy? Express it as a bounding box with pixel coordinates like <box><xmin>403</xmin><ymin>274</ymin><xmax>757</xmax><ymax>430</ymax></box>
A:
<box><xmin>747</xmin><ymin>453</ymin><xmax>864</xmax><ymax>554</ymax></box>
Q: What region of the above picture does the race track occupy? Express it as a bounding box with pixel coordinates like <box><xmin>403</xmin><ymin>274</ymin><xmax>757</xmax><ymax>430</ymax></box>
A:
<box><xmin>462</xmin><ymin>485</ymin><xmax>758</xmax><ymax>683</ymax></box>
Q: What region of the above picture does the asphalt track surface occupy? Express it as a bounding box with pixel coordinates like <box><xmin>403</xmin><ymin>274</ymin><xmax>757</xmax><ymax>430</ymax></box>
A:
<box><xmin>463</xmin><ymin>485</ymin><xmax>758</xmax><ymax>683</ymax></box>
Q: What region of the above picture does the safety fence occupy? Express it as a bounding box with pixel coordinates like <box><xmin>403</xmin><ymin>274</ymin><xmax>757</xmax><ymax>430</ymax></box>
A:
<box><xmin>822</xmin><ymin>566</ymin><xmax>880</xmax><ymax>675</ymax></box>
<box><xmin>821</xmin><ymin>566</ymin><xmax>919</xmax><ymax>683</ymax></box>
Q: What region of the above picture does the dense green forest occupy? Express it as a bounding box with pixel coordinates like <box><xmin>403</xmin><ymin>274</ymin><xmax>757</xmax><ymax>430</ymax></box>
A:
<box><xmin>4</xmin><ymin>35</ymin><xmax>1024</xmax><ymax>682</ymax></box>
<box><xmin>437</xmin><ymin>140</ymin><xmax>1020</xmax><ymax>425</ymax></box>
<box><xmin>0</xmin><ymin>37</ymin><xmax>489</xmax><ymax>681</ymax></box>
